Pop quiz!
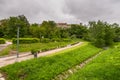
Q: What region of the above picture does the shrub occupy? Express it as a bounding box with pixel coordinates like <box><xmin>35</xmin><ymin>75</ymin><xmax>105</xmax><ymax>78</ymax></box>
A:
<box><xmin>31</xmin><ymin>49</ymin><xmax>39</xmax><ymax>54</ymax></box>
<box><xmin>40</xmin><ymin>38</ymin><xmax>50</xmax><ymax>43</ymax></box>
<box><xmin>12</xmin><ymin>38</ymin><xmax>39</xmax><ymax>44</ymax></box>
<box><xmin>0</xmin><ymin>38</ymin><xmax>6</xmax><ymax>44</ymax></box>
<box><xmin>51</xmin><ymin>38</ymin><xmax>61</xmax><ymax>42</ymax></box>
<box><xmin>62</xmin><ymin>38</ymin><xmax>71</xmax><ymax>42</ymax></box>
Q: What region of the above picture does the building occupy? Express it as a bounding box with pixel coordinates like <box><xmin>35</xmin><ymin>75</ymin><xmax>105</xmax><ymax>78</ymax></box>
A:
<box><xmin>57</xmin><ymin>23</ymin><xmax>70</xmax><ymax>28</ymax></box>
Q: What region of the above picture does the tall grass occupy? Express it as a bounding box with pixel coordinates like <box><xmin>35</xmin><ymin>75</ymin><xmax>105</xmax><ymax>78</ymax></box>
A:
<box><xmin>67</xmin><ymin>43</ymin><xmax>120</xmax><ymax>80</ymax></box>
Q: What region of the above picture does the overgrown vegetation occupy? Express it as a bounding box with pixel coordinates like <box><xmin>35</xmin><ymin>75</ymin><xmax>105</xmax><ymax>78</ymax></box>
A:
<box><xmin>67</xmin><ymin>43</ymin><xmax>120</xmax><ymax>80</ymax></box>
<box><xmin>0</xmin><ymin>43</ymin><xmax>101</xmax><ymax>80</ymax></box>
<box><xmin>0</xmin><ymin>15</ymin><xmax>120</xmax><ymax>48</ymax></box>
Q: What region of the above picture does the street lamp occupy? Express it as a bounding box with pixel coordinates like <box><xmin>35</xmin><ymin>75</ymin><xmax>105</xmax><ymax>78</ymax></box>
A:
<box><xmin>16</xmin><ymin>15</ymin><xmax>23</xmax><ymax>60</ymax></box>
<box><xmin>17</xmin><ymin>26</ymin><xmax>20</xmax><ymax>58</ymax></box>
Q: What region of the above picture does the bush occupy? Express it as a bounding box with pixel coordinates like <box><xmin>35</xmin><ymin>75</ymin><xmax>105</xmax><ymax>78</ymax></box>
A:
<box><xmin>12</xmin><ymin>38</ymin><xmax>39</xmax><ymax>44</ymax></box>
<box><xmin>62</xmin><ymin>38</ymin><xmax>71</xmax><ymax>42</ymax></box>
<box><xmin>51</xmin><ymin>38</ymin><xmax>61</xmax><ymax>42</ymax></box>
<box><xmin>0</xmin><ymin>38</ymin><xmax>6</xmax><ymax>44</ymax></box>
<box><xmin>31</xmin><ymin>49</ymin><xmax>39</xmax><ymax>54</ymax></box>
<box><xmin>40</xmin><ymin>38</ymin><xmax>50</xmax><ymax>43</ymax></box>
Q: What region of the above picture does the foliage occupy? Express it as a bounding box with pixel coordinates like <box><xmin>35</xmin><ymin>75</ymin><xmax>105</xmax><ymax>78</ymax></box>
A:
<box><xmin>40</xmin><ymin>38</ymin><xmax>50</xmax><ymax>43</ymax></box>
<box><xmin>0</xmin><ymin>15</ymin><xmax>30</xmax><ymax>38</ymax></box>
<box><xmin>0</xmin><ymin>38</ymin><xmax>6</xmax><ymax>44</ymax></box>
<box><xmin>0</xmin><ymin>43</ymin><xmax>101</xmax><ymax>80</ymax></box>
<box><xmin>67</xmin><ymin>43</ymin><xmax>120</xmax><ymax>80</ymax></box>
<box><xmin>31</xmin><ymin>49</ymin><xmax>39</xmax><ymax>55</ymax></box>
<box><xmin>88</xmin><ymin>20</ymin><xmax>115</xmax><ymax>48</ymax></box>
<box><xmin>0</xmin><ymin>15</ymin><xmax>120</xmax><ymax>48</ymax></box>
<box><xmin>69</xmin><ymin>24</ymin><xmax>88</xmax><ymax>38</ymax></box>
<box><xmin>112</xmin><ymin>23</ymin><xmax>120</xmax><ymax>42</ymax></box>
<box><xmin>0</xmin><ymin>45</ymin><xmax>12</xmax><ymax>56</ymax></box>
<box><xmin>12</xmin><ymin>38</ymin><xmax>39</xmax><ymax>44</ymax></box>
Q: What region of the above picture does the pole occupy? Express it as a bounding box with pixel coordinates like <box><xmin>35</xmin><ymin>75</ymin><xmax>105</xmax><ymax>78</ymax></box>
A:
<box><xmin>17</xmin><ymin>26</ymin><xmax>19</xmax><ymax>58</ymax></box>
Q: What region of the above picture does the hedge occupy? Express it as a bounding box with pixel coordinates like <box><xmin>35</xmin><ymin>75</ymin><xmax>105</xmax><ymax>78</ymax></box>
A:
<box><xmin>12</xmin><ymin>38</ymin><xmax>39</xmax><ymax>44</ymax></box>
<box><xmin>40</xmin><ymin>38</ymin><xmax>71</xmax><ymax>43</ymax></box>
<box><xmin>51</xmin><ymin>38</ymin><xmax>61</xmax><ymax>42</ymax></box>
<box><xmin>62</xmin><ymin>38</ymin><xmax>71</xmax><ymax>42</ymax></box>
<box><xmin>0</xmin><ymin>38</ymin><xmax>6</xmax><ymax>44</ymax></box>
<box><xmin>40</xmin><ymin>38</ymin><xmax>50</xmax><ymax>43</ymax></box>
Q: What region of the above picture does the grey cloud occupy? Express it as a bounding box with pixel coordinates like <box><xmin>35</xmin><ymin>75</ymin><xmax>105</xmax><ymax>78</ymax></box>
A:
<box><xmin>0</xmin><ymin>0</ymin><xmax>65</xmax><ymax>23</ymax></box>
<box><xmin>0</xmin><ymin>0</ymin><xmax>120</xmax><ymax>24</ymax></box>
<box><xmin>64</xmin><ymin>0</ymin><xmax>120</xmax><ymax>23</ymax></box>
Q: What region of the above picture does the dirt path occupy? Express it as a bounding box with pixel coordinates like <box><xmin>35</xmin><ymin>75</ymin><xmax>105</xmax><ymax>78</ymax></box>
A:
<box><xmin>53</xmin><ymin>51</ymin><xmax>103</xmax><ymax>80</ymax></box>
<box><xmin>0</xmin><ymin>42</ymin><xmax>83</xmax><ymax>68</ymax></box>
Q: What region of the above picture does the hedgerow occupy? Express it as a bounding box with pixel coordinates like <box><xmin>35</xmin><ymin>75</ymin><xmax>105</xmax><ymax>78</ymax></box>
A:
<box><xmin>12</xmin><ymin>38</ymin><xmax>39</xmax><ymax>44</ymax></box>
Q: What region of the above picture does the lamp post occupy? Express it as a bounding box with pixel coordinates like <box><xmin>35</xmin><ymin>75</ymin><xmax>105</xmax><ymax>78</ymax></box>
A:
<box><xmin>17</xmin><ymin>26</ymin><xmax>20</xmax><ymax>58</ymax></box>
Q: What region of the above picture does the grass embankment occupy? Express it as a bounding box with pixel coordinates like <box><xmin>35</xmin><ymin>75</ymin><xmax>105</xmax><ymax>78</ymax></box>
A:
<box><xmin>67</xmin><ymin>43</ymin><xmax>120</xmax><ymax>80</ymax></box>
<box><xmin>0</xmin><ymin>42</ymin><xmax>101</xmax><ymax>80</ymax></box>
<box><xmin>0</xmin><ymin>39</ymin><xmax>81</xmax><ymax>56</ymax></box>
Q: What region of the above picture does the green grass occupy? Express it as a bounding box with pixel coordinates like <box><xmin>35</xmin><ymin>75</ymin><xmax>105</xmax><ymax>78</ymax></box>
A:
<box><xmin>0</xmin><ymin>45</ymin><xmax>12</xmax><ymax>56</ymax></box>
<box><xmin>0</xmin><ymin>39</ymin><xmax>81</xmax><ymax>56</ymax></box>
<box><xmin>0</xmin><ymin>42</ymin><xmax>101</xmax><ymax>80</ymax></box>
<box><xmin>67</xmin><ymin>43</ymin><xmax>120</xmax><ymax>80</ymax></box>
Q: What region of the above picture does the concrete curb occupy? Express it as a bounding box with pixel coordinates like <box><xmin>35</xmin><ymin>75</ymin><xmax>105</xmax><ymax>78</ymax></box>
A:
<box><xmin>0</xmin><ymin>73</ymin><xmax>5</xmax><ymax>80</ymax></box>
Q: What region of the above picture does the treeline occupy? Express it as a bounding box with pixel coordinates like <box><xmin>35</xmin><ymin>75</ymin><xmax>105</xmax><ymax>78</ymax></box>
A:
<box><xmin>0</xmin><ymin>15</ymin><xmax>120</xmax><ymax>47</ymax></box>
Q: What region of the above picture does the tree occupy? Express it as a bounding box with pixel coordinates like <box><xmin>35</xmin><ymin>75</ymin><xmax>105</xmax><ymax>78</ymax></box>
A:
<box><xmin>88</xmin><ymin>20</ymin><xmax>115</xmax><ymax>48</ymax></box>
<box><xmin>69</xmin><ymin>24</ymin><xmax>87</xmax><ymax>38</ymax></box>
<box><xmin>40</xmin><ymin>21</ymin><xmax>58</xmax><ymax>38</ymax></box>
<box><xmin>112</xmin><ymin>23</ymin><xmax>120</xmax><ymax>42</ymax></box>
<box><xmin>5</xmin><ymin>15</ymin><xmax>30</xmax><ymax>38</ymax></box>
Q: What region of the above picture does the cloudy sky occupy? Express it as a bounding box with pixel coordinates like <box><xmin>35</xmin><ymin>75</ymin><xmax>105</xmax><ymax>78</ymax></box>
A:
<box><xmin>0</xmin><ymin>0</ymin><xmax>120</xmax><ymax>24</ymax></box>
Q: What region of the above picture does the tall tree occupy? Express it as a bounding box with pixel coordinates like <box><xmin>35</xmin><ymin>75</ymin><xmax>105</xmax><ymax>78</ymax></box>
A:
<box><xmin>6</xmin><ymin>15</ymin><xmax>30</xmax><ymax>38</ymax></box>
<box><xmin>112</xmin><ymin>23</ymin><xmax>120</xmax><ymax>42</ymax></box>
<box><xmin>88</xmin><ymin>20</ymin><xmax>115</xmax><ymax>48</ymax></box>
<box><xmin>69</xmin><ymin>24</ymin><xmax>87</xmax><ymax>38</ymax></box>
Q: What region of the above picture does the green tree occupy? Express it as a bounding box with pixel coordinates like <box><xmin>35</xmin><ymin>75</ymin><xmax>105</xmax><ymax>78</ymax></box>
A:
<box><xmin>6</xmin><ymin>15</ymin><xmax>30</xmax><ymax>38</ymax></box>
<box><xmin>69</xmin><ymin>24</ymin><xmax>87</xmax><ymax>38</ymax></box>
<box><xmin>88</xmin><ymin>20</ymin><xmax>115</xmax><ymax>48</ymax></box>
<box><xmin>112</xmin><ymin>23</ymin><xmax>120</xmax><ymax>42</ymax></box>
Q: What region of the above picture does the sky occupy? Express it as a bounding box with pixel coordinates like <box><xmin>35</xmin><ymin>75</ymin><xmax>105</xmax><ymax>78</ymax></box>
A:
<box><xmin>0</xmin><ymin>0</ymin><xmax>120</xmax><ymax>24</ymax></box>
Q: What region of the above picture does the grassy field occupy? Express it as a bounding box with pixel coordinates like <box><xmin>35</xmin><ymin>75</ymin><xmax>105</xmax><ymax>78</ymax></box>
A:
<box><xmin>67</xmin><ymin>43</ymin><xmax>120</xmax><ymax>80</ymax></box>
<box><xmin>0</xmin><ymin>39</ymin><xmax>81</xmax><ymax>56</ymax></box>
<box><xmin>0</xmin><ymin>43</ymin><xmax>101</xmax><ymax>80</ymax></box>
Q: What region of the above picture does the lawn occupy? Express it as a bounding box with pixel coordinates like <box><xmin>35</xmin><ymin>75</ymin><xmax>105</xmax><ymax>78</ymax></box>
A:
<box><xmin>67</xmin><ymin>43</ymin><xmax>120</xmax><ymax>80</ymax></box>
<box><xmin>0</xmin><ymin>42</ymin><xmax>101</xmax><ymax>80</ymax></box>
<box><xmin>0</xmin><ymin>39</ymin><xmax>81</xmax><ymax>56</ymax></box>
